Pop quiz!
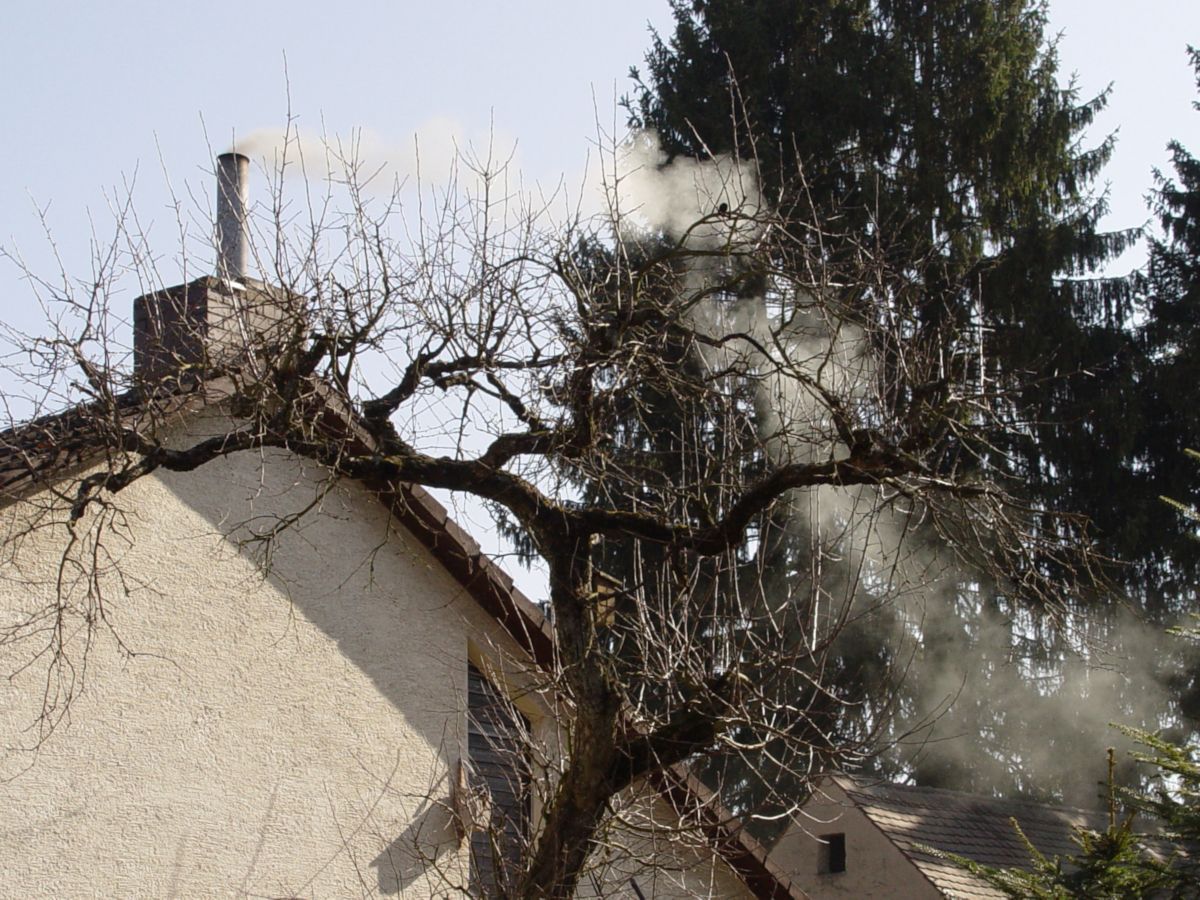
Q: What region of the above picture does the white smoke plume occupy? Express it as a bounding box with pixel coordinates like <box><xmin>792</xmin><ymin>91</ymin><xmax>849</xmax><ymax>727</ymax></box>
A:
<box><xmin>608</xmin><ymin>129</ymin><xmax>1180</xmax><ymax>806</ymax></box>
<box><xmin>606</xmin><ymin>129</ymin><xmax>886</xmax><ymax>563</ymax></box>
<box><xmin>600</xmin><ymin>130</ymin><xmax>763</xmax><ymax>247</ymax></box>
<box><xmin>228</xmin><ymin>118</ymin><xmax>515</xmax><ymax>189</ymax></box>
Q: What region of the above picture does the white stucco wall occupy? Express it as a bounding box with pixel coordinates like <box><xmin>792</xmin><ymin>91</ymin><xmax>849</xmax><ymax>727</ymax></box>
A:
<box><xmin>0</xmin><ymin>423</ymin><xmax>758</xmax><ymax>899</ymax></box>
<box><xmin>770</xmin><ymin>781</ymin><xmax>941</xmax><ymax>899</ymax></box>
<box><xmin>0</xmin><ymin>438</ymin><xmax>520</xmax><ymax>897</ymax></box>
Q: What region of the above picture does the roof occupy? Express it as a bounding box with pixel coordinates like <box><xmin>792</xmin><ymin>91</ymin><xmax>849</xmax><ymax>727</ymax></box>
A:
<box><xmin>0</xmin><ymin>379</ymin><xmax>555</xmax><ymax>669</ymax></box>
<box><xmin>653</xmin><ymin>764</ymin><xmax>808</xmax><ymax>900</ymax></box>
<box><xmin>0</xmin><ymin>374</ymin><xmax>804</xmax><ymax>900</ymax></box>
<box><xmin>831</xmin><ymin>776</ymin><xmax>1107</xmax><ymax>899</ymax></box>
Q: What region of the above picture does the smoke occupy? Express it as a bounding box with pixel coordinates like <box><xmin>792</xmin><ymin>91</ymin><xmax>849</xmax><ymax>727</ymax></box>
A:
<box><xmin>607</xmin><ymin>132</ymin><xmax>886</xmax><ymax>558</ymax></box>
<box><xmin>613</xmin><ymin>129</ymin><xmax>1180</xmax><ymax>806</ymax></box>
<box><xmin>602</xmin><ymin>130</ymin><xmax>763</xmax><ymax>247</ymax></box>
<box><xmin>893</xmin><ymin>582</ymin><xmax>1179</xmax><ymax>805</ymax></box>
<box><xmin>227</xmin><ymin>118</ymin><xmax>515</xmax><ymax>188</ymax></box>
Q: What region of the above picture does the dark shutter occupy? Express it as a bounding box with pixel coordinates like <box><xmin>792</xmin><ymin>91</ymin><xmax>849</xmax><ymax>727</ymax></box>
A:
<box><xmin>468</xmin><ymin>663</ymin><xmax>531</xmax><ymax>898</ymax></box>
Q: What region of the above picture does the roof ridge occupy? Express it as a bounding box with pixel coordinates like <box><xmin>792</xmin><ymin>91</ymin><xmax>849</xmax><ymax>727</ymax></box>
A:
<box><xmin>833</xmin><ymin>774</ymin><xmax>1103</xmax><ymax>819</ymax></box>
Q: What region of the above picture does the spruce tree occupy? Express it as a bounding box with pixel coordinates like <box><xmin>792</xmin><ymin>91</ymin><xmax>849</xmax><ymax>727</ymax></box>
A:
<box><xmin>618</xmin><ymin>0</ymin><xmax>1143</xmax><ymax>801</ymax></box>
<box><xmin>629</xmin><ymin>1</ymin><xmax>1138</xmax><ymax>531</ymax></box>
<box><xmin>1137</xmin><ymin>48</ymin><xmax>1200</xmax><ymax>611</ymax></box>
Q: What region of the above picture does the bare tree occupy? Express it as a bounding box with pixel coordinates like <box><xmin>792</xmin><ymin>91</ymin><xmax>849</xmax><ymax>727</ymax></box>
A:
<box><xmin>0</xmin><ymin>131</ymin><xmax>1100</xmax><ymax>898</ymax></box>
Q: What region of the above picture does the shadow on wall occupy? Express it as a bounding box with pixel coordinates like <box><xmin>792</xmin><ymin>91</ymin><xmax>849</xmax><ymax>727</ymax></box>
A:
<box><xmin>157</xmin><ymin>443</ymin><xmax>470</xmax><ymax>732</ymax></box>
<box><xmin>153</xmin><ymin>445</ymin><xmax>488</xmax><ymax>889</ymax></box>
<box><xmin>370</xmin><ymin>795</ymin><xmax>461</xmax><ymax>895</ymax></box>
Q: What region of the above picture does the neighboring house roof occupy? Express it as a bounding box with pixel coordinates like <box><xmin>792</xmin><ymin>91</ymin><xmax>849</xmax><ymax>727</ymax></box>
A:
<box><xmin>654</xmin><ymin>764</ymin><xmax>808</xmax><ymax>900</ymax></box>
<box><xmin>830</xmin><ymin>776</ymin><xmax>1107</xmax><ymax>899</ymax></box>
<box><xmin>0</xmin><ymin>377</ymin><xmax>804</xmax><ymax>900</ymax></box>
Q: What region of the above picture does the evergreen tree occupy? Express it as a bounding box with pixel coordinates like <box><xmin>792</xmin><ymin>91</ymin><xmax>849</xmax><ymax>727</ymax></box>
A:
<box><xmin>1137</xmin><ymin>49</ymin><xmax>1200</xmax><ymax>612</ymax></box>
<box><xmin>1119</xmin><ymin>723</ymin><xmax>1200</xmax><ymax>893</ymax></box>
<box><xmin>620</xmin><ymin>0</ymin><xmax>1144</xmax><ymax>800</ymax></box>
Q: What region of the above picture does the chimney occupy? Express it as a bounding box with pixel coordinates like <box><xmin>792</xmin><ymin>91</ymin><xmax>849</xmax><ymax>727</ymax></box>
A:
<box><xmin>216</xmin><ymin>152</ymin><xmax>249</xmax><ymax>283</ymax></box>
<box><xmin>133</xmin><ymin>154</ymin><xmax>299</xmax><ymax>385</ymax></box>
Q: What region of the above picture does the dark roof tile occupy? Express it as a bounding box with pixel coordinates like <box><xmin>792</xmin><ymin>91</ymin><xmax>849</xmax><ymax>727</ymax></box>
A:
<box><xmin>834</xmin><ymin>776</ymin><xmax>1110</xmax><ymax>898</ymax></box>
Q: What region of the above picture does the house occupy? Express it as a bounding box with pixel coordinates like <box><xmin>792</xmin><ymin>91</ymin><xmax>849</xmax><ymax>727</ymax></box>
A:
<box><xmin>772</xmin><ymin>775</ymin><xmax>1111</xmax><ymax>899</ymax></box>
<box><xmin>0</xmin><ymin>156</ymin><xmax>801</xmax><ymax>898</ymax></box>
<box><xmin>0</xmin><ymin>302</ymin><xmax>795</xmax><ymax>899</ymax></box>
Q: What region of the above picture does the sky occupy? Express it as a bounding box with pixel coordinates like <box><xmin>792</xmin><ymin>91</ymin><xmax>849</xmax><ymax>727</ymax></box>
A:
<box><xmin>2</xmin><ymin>0</ymin><xmax>1198</xmax><ymax>593</ymax></box>
<box><xmin>2</xmin><ymin>1</ymin><xmax>1197</xmax><ymax>291</ymax></box>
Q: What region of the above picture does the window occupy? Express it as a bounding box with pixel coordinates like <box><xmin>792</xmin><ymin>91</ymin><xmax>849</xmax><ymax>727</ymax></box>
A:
<box><xmin>468</xmin><ymin>663</ymin><xmax>531</xmax><ymax>897</ymax></box>
<box><xmin>819</xmin><ymin>832</ymin><xmax>846</xmax><ymax>874</ymax></box>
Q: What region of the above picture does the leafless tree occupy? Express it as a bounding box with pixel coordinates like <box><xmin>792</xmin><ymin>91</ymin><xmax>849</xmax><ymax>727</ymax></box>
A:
<box><xmin>0</xmin><ymin>130</ymin><xmax>1102</xmax><ymax>898</ymax></box>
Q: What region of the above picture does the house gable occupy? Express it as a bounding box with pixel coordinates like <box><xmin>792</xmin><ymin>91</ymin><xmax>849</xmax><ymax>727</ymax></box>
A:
<box><xmin>771</xmin><ymin>775</ymin><xmax>1121</xmax><ymax>899</ymax></box>
<box><xmin>0</xmin><ymin>404</ymin><xmax>782</xmax><ymax>898</ymax></box>
<box><xmin>772</xmin><ymin>779</ymin><xmax>943</xmax><ymax>899</ymax></box>
<box><xmin>0</xmin><ymin>433</ymin><xmax>535</xmax><ymax>896</ymax></box>
<box><xmin>836</xmin><ymin>778</ymin><xmax>1107</xmax><ymax>900</ymax></box>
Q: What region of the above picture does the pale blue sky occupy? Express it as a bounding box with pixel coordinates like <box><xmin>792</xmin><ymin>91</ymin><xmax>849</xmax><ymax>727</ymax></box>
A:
<box><xmin>2</xmin><ymin>0</ymin><xmax>1197</xmax><ymax>309</ymax></box>
<box><xmin>0</xmin><ymin>2</ymin><xmax>678</xmax><ymax>325</ymax></box>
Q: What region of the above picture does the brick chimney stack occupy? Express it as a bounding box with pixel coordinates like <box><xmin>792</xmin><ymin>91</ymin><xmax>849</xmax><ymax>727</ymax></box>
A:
<box><xmin>133</xmin><ymin>155</ymin><xmax>299</xmax><ymax>385</ymax></box>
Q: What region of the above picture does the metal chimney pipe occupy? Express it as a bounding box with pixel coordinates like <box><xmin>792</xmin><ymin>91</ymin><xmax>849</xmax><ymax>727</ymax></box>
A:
<box><xmin>216</xmin><ymin>152</ymin><xmax>249</xmax><ymax>282</ymax></box>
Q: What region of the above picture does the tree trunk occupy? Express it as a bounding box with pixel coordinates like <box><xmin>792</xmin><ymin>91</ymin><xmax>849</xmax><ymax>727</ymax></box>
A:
<box><xmin>517</xmin><ymin>715</ymin><xmax>618</xmax><ymax>898</ymax></box>
<box><xmin>517</xmin><ymin>535</ymin><xmax>621</xmax><ymax>898</ymax></box>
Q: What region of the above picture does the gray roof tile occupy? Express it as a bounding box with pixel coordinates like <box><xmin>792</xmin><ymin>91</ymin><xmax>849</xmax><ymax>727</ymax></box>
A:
<box><xmin>835</xmin><ymin>777</ymin><xmax>1109</xmax><ymax>899</ymax></box>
